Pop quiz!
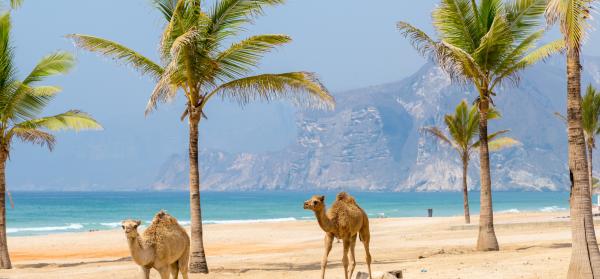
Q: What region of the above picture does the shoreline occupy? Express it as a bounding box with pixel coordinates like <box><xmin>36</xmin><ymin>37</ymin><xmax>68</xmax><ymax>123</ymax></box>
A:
<box><xmin>4</xmin><ymin>211</ymin><xmax>585</xmax><ymax>278</ymax></box>
<box><xmin>6</xmin><ymin>208</ymin><xmax>571</xmax><ymax>238</ymax></box>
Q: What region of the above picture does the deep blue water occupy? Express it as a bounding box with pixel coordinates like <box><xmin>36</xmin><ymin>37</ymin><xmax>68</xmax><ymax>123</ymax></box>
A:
<box><xmin>5</xmin><ymin>191</ymin><xmax>571</xmax><ymax>236</ymax></box>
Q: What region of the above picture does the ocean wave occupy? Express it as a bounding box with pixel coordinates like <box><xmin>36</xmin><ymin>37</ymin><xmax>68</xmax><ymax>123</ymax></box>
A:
<box><xmin>100</xmin><ymin>222</ymin><xmax>122</xmax><ymax>228</ymax></box>
<box><xmin>497</xmin><ymin>208</ymin><xmax>520</xmax><ymax>213</ymax></box>
<box><xmin>7</xmin><ymin>223</ymin><xmax>84</xmax><ymax>233</ymax></box>
<box><xmin>539</xmin><ymin>206</ymin><xmax>567</xmax><ymax>212</ymax></box>
<box><xmin>202</xmin><ymin>217</ymin><xmax>297</xmax><ymax>225</ymax></box>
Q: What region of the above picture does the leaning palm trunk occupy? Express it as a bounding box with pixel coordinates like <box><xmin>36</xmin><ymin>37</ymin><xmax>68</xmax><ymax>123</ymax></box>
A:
<box><xmin>462</xmin><ymin>153</ymin><xmax>470</xmax><ymax>224</ymax></box>
<box><xmin>566</xmin><ymin>50</ymin><xmax>600</xmax><ymax>278</ymax></box>
<box><xmin>0</xmin><ymin>150</ymin><xmax>11</xmax><ymax>269</ymax></box>
<box><xmin>476</xmin><ymin>98</ymin><xmax>499</xmax><ymax>251</ymax></box>
<box><xmin>188</xmin><ymin>110</ymin><xmax>208</xmax><ymax>273</ymax></box>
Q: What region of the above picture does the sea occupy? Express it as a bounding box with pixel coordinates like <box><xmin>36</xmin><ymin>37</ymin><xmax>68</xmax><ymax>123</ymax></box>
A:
<box><xmin>6</xmin><ymin>191</ymin><xmax>572</xmax><ymax>236</ymax></box>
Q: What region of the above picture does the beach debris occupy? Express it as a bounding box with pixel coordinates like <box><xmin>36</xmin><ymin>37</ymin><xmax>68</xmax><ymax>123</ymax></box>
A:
<box><xmin>421</xmin><ymin>268</ymin><xmax>428</xmax><ymax>272</ymax></box>
<box><xmin>356</xmin><ymin>270</ymin><xmax>403</xmax><ymax>279</ymax></box>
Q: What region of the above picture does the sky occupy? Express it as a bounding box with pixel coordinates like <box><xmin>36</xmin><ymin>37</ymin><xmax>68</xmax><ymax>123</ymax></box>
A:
<box><xmin>4</xmin><ymin>0</ymin><xmax>600</xmax><ymax>189</ymax></box>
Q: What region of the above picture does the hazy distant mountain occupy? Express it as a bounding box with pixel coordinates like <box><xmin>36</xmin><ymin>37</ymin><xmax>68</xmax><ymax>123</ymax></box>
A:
<box><xmin>151</xmin><ymin>56</ymin><xmax>600</xmax><ymax>192</ymax></box>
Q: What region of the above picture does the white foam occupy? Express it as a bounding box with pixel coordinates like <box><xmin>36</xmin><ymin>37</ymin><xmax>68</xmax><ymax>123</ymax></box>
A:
<box><xmin>539</xmin><ymin>206</ymin><xmax>567</xmax><ymax>212</ymax></box>
<box><xmin>7</xmin><ymin>223</ymin><xmax>84</xmax><ymax>233</ymax></box>
<box><xmin>100</xmin><ymin>222</ymin><xmax>122</xmax><ymax>228</ymax></box>
<box><xmin>202</xmin><ymin>217</ymin><xmax>297</xmax><ymax>225</ymax></box>
<box><xmin>497</xmin><ymin>208</ymin><xmax>520</xmax><ymax>213</ymax></box>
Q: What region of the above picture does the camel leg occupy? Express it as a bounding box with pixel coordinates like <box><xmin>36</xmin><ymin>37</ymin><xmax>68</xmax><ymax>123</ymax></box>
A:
<box><xmin>342</xmin><ymin>239</ymin><xmax>350</xmax><ymax>279</ymax></box>
<box><xmin>170</xmin><ymin>262</ymin><xmax>179</xmax><ymax>279</ymax></box>
<box><xmin>320</xmin><ymin>233</ymin><xmax>334</xmax><ymax>279</ymax></box>
<box><xmin>179</xmin><ymin>247</ymin><xmax>190</xmax><ymax>279</ymax></box>
<box><xmin>156</xmin><ymin>266</ymin><xmax>170</xmax><ymax>279</ymax></box>
<box><xmin>360</xmin><ymin>230</ymin><xmax>372</xmax><ymax>279</ymax></box>
<box><xmin>347</xmin><ymin>235</ymin><xmax>357</xmax><ymax>279</ymax></box>
<box><xmin>140</xmin><ymin>266</ymin><xmax>151</xmax><ymax>279</ymax></box>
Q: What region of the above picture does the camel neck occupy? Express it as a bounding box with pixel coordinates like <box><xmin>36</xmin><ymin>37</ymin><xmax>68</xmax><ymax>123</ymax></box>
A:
<box><xmin>314</xmin><ymin>207</ymin><xmax>334</xmax><ymax>233</ymax></box>
<box><xmin>127</xmin><ymin>233</ymin><xmax>152</xmax><ymax>266</ymax></box>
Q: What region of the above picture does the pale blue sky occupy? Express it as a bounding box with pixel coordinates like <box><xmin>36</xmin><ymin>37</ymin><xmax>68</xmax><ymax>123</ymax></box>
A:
<box><xmin>4</xmin><ymin>0</ymin><xmax>600</xmax><ymax>189</ymax></box>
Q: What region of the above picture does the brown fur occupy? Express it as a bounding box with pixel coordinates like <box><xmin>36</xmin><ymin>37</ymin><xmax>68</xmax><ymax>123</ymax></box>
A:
<box><xmin>122</xmin><ymin>210</ymin><xmax>190</xmax><ymax>279</ymax></box>
<box><xmin>304</xmin><ymin>192</ymin><xmax>372</xmax><ymax>279</ymax></box>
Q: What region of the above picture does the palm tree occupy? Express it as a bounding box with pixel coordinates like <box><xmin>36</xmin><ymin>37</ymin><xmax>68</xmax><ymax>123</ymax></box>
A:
<box><xmin>0</xmin><ymin>13</ymin><xmax>102</xmax><ymax>269</ymax></box>
<box><xmin>555</xmin><ymin>85</ymin><xmax>600</xmax><ymax>199</ymax></box>
<box><xmin>398</xmin><ymin>0</ymin><xmax>562</xmax><ymax>251</ymax></box>
<box><xmin>581</xmin><ymin>85</ymin><xmax>600</xmax><ymax>203</ymax></box>
<box><xmin>423</xmin><ymin>100</ymin><xmax>518</xmax><ymax>224</ymax></box>
<box><xmin>68</xmin><ymin>0</ymin><xmax>334</xmax><ymax>273</ymax></box>
<box><xmin>546</xmin><ymin>1</ymin><xmax>600</xmax><ymax>276</ymax></box>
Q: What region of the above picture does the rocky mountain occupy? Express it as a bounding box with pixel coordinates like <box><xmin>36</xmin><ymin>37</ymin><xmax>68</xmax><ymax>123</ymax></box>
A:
<box><xmin>152</xmin><ymin>56</ymin><xmax>600</xmax><ymax>192</ymax></box>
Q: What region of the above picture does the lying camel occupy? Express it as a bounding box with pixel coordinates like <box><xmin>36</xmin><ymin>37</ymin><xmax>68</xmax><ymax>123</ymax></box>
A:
<box><xmin>304</xmin><ymin>192</ymin><xmax>372</xmax><ymax>279</ymax></box>
<box><xmin>121</xmin><ymin>210</ymin><xmax>190</xmax><ymax>279</ymax></box>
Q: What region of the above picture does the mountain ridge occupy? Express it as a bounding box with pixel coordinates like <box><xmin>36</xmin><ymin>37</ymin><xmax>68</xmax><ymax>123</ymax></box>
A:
<box><xmin>152</xmin><ymin>56</ymin><xmax>600</xmax><ymax>192</ymax></box>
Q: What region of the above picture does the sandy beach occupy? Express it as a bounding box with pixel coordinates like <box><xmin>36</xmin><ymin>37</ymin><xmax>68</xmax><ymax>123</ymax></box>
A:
<box><xmin>1</xmin><ymin>212</ymin><xmax>586</xmax><ymax>278</ymax></box>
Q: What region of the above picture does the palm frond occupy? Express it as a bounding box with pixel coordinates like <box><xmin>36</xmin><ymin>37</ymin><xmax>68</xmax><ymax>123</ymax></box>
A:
<box><xmin>471</xmin><ymin>129</ymin><xmax>510</xmax><ymax>149</ymax></box>
<box><xmin>31</xmin><ymin>86</ymin><xmax>62</xmax><ymax>97</ymax></box>
<box><xmin>215</xmin><ymin>34</ymin><xmax>292</xmax><ymax>80</ymax></box>
<box><xmin>554</xmin><ymin>111</ymin><xmax>568</xmax><ymax>124</ymax></box>
<box><xmin>10</xmin><ymin>0</ymin><xmax>23</xmax><ymax>9</ymax></box>
<box><xmin>492</xmin><ymin>39</ymin><xmax>564</xmax><ymax>89</ymax></box>
<box><xmin>22</xmin><ymin>51</ymin><xmax>74</xmax><ymax>85</ymax></box>
<box><xmin>206</xmin><ymin>72</ymin><xmax>334</xmax><ymax>110</ymax></box>
<box><xmin>506</xmin><ymin>0</ymin><xmax>548</xmax><ymax>40</ymax></box>
<box><xmin>0</xmin><ymin>83</ymin><xmax>54</xmax><ymax>123</ymax></box>
<box><xmin>488</xmin><ymin>136</ymin><xmax>521</xmax><ymax>151</ymax></box>
<box><xmin>432</xmin><ymin>0</ymin><xmax>480</xmax><ymax>53</ymax></box>
<box><xmin>397</xmin><ymin>21</ymin><xmax>439</xmax><ymax>58</ymax></box>
<box><xmin>208</xmin><ymin>0</ymin><xmax>285</xmax><ymax>38</ymax></box>
<box><xmin>0</xmin><ymin>13</ymin><xmax>17</xmax><ymax>105</ymax></box>
<box><xmin>16</xmin><ymin>110</ymin><xmax>103</xmax><ymax>132</ymax></box>
<box><xmin>422</xmin><ymin>126</ymin><xmax>456</xmax><ymax>148</ymax></box>
<box><xmin>67</xmin><ymin>34</ymin><xmax>164</xmax><ymax>79</ymax></box>
<box><xmin>145</xmin><ymin>61</ymin><xmax>181</xmax><ymax>115</ymax></box>
<box><xmin>545</xmin><ymin>0</ymin><xmax>594</xmax><ymax>52</ymax></box>
<box><xmin>10</xmin><ymin>128</ymin><xmax>55</xmax><ymax>150</ymax></box>
<box><xmin>474</xmin><ymin>13</ymin><xmax>513</xmax><ymax>71</ymax></box>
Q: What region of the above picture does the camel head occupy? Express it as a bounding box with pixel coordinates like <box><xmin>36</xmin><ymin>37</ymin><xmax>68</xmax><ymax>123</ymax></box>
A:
<box><xmin>304</xmin><ymin>195</ymin><xmax>325</xmax><ymax>211</ymax></box>
<box><xmin>121</xmin><ymin>219</ymin><xmax>141</xmax><ymax>238</ymax></box>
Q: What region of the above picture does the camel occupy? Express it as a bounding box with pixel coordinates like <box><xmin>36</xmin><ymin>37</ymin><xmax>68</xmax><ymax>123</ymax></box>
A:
<box><xmin>304</xmin><ymin>192</ymin><xmax>372</xmax><ymax>279</ymax></box>
<box><xmin>121</xmin><ymin>210</ymin><xmax>190</xmax><ymax>279</ymax></box>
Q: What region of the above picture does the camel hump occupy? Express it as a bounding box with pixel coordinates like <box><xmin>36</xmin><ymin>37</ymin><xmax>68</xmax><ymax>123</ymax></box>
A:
<box><xmin>336</xmin><ymin>192</ymin><xmax>356</xmax><ymax>204</ymax></box>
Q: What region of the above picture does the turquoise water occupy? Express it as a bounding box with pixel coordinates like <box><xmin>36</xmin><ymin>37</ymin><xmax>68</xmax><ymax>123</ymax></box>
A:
<box><xmin>6</xmin><ymin>191</ymin><xmax>572</xmax><ymax>236</ymax></box>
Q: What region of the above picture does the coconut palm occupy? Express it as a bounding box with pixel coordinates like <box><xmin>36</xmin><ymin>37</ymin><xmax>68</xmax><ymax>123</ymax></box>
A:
<box><xmin>0</xmin><ymin>13</ymin><xmax>102</xmax><ymax>269</ymax></box>
<box><xmin>558</xmin><ymin>85</ymin><xmax>600</xmax><ymax>198</ymax></box>
<box><xmin>423</xmin><ymin>100</ymin><xmax>519</xmax><ymax>224</ymax></box>
<box><xmin>546</xmin><ymin>1</ymin><xmax>600</xmax><ymax>276</ymax></box>
<box><xmin>581</xmin><ymin>85</ymin><xmax>600</xmax><ymax>200</ymax></box>
<box><xmin>398</xmin><ymin>0</ymin><xmax>563</xmax><ymax>251</ymax></box>
<box><xmin>68</xmin><ymin>0</ymin><xmax>334</xmax><ymax>273</ymax></box>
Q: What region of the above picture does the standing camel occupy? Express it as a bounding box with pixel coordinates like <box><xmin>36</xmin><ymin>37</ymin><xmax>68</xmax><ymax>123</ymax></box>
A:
<box><xmin>304</xmin><ymin>192</ymin><xmax>372</xmax><ymax>279</ymax></box>
<box><xmin>121</xmin><ymin>210</ymin><xmax>190</xmax><ymax>279</ymax></box>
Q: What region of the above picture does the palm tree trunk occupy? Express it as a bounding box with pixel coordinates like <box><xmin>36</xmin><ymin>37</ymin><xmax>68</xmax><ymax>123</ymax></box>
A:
<box><xmin>188</xmin><ymin>114</ymin><xmax>208</xmax><ymax>274</ymax></box>
<box><xmin>462</xmin><ymin>152</ymin><xmax>470</xmax><ymax>224</ymax></box>
<box><xmin>587</xmin><ymin>141</ymin><xmax>594</xmax><ymax>209</ymax></box>
<box><xmin>476</xmin><ymin>97</ymin><xmax>499</xmax><ymax>251</ymax></box>
<box><xmin>0</xmin><ymin>150</ymin><xmax>11</xmax><ymax>269</ymax></box>
<box><xmin>566</xmin><ymin>49</ymin><xmax>600</xmax><ymax>278</ymax></box>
